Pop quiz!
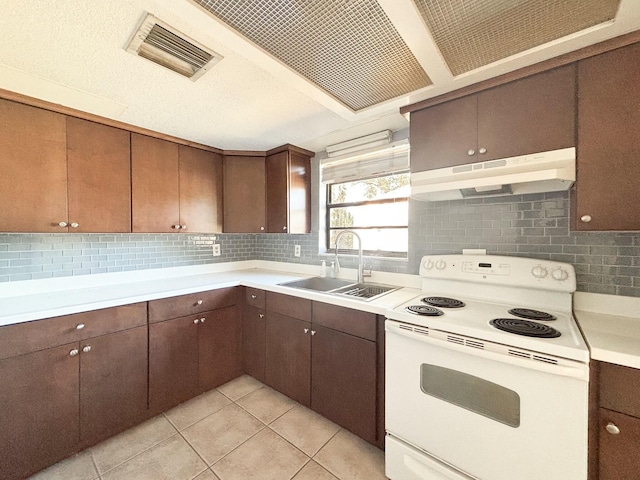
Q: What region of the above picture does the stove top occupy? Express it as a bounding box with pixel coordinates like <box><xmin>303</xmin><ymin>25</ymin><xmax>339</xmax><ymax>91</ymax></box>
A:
<box><xmin>386</xmin><ymin>254</ymin><xmax>589</xmax><ymax>362</ymax></box>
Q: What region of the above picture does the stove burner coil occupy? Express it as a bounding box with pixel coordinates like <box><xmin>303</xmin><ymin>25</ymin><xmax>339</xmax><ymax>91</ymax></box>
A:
<box><xmin>508</xmin><ymin>308</ymin><xmax>557</xmax><ymax>321</ymax></box>
<box><xmin>490</xmin><ymin>318</ymin><xmax>561</xmax><ymax>338</ymax></box>
<box><xmin>422</xmin><ymin>296</ymin><xmax>465</xmax><ymax>308</ymax></box>
<box><xmin>405</xmin><ymin>305</ymin><xmax>444</xmax><ymax>316</ymax></box>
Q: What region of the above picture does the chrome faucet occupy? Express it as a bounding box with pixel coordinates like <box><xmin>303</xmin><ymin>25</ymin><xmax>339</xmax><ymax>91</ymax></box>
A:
<box><xmin>333</xmin><ymin>229</ymin><xmax>371</xmax><ymax>283</ymax></box>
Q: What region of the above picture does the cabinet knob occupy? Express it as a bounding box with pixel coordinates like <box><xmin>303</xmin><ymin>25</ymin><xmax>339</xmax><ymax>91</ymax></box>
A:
<box><xmin>194</xmin><ymin>318</ymin><xmax>200</xmax><ymax>324</ymax></box>
<box><xmin>82</xmin><ymin>345</ymin><xmax>91</xmax><ymax>353</ymax></box>
<box><xmin>251</xmin><ymin>294</ymin><xmax>257</xmax><ymax>299</ymax></box>
<box><xmin>259</xmin><ymin>313</ymin><xmax>264</xmax><ymax>318</ymax></box>
<box><xmin>311</xmin><ymin>330</ymin><xmax>316</xmax><ymax>336</ymax></box>
<box><xmin>69</xmin><ymin>348</ymin><xmax>79</xmax><ymax>357</ymax></box>
<box><xmin>172</xmin><ymin>224</ymin><xmax>181</xmax><ymax>230</ymax></box>
<box><xmin>467</xmin><ymin>149</ymin><xmax>475</xmax><ymax>156</ymax></box>
<box><xmin>606</xmin><ymin>422</ymin><xmax>620</xmax><ymax>435</ymax></box>
<box><xmin>282</xmin><ymin>226</ymin><xmax>287</xmax><ymax>231</ymax></box>
<box><xmin>200</xmin><ymin>317</ymin><xmax>206</xmax><ymax>323</ymax></box>
<box><xmin>260</xmin><ymin>226</ymin><xmax>265</xmax><ymax>231</ymax></box>
<box><xmin>70</xmin><ymin>222</ymin><xmax>79</xmax><ymax>228</ymax></box>
<box><xmin>58</xmin><ymin>221</ymin><xmax>68</xmax><ymax>228</ymax></box>
<box><xmin>197</xmin><ymin>300</ymin><xmax>203</xmax><ymax>305</ymax></box>
<box><xmin>304</xmin><ymin>328</ymin><xmax>309</xmax><ymax>333</ymax></box>
<box><xmin>580</xmin><ymin>215</ymin><xmax>592</xmax><ymax>223</ymax></box>
<box><xmin>478</xmin><ymin>147</ymin><xmax>487</xmax><ymax>154</ymax></box>
<box><xmin>76</xmin><ymin>323</ymin><xmax>85</xmax><ymax>330</ymax></box>
<box><xmin>181</xmin><ymin>225</ymin><xmax>187</xmax><ymax>230</ymax></box>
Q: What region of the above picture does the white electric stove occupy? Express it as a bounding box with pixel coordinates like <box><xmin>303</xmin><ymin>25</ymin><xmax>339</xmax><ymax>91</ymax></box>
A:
<box><xmin>385</xmin><ymin>254</ymin><xmax>590</xmax><ymax>480</ymax></box>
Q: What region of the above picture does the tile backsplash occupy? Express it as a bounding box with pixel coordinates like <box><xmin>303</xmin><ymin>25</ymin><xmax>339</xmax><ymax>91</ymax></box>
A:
<box><xmin>1</xmin><ymin>191</ymin><xmax>639</xmax><ymax>297</ymax></box>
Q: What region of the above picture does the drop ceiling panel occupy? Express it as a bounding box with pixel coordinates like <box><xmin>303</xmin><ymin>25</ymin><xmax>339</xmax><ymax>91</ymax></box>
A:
<box><xmin>413</xmin><ymin>0</ymin><xmax>622</xmax><ymax>75</ymax></box>
<box><xmin>191</xmin><ymin>0</ymin><xmax>432</xmax><ymax>111</ymax></box>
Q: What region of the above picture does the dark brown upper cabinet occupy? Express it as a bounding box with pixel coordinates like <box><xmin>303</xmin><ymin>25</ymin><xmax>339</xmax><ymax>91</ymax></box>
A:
<box><xmin>223</xmin><ymin>154</ymin><xmax>267</xmax><ymax>233</ymax></box>
<box><xmin>410</xmin><ymin>65</ymin><xmax>576</xmax><ymax>172</ymax></box>
<box><xmin>0</xmin><ymin>100</ymin><xmax>131</xmax><ymax>233</ymax></box>
<box><xmin>132</xmin><ymin>133</ymin><xmax>223</xmax><ymax>233</ymax></box>
<box><xmin>266</xmin><ymin>147</ymin><xmax>312</xmax><ymax>234</ymax></box>
<box><xmin>575</xmin><ymin>42</ymin><xmax>640</xmax><ymax>231</ymax></box>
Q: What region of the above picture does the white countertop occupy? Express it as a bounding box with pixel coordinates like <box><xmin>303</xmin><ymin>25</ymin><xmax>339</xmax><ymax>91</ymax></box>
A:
<box><xmin>574</xmin><ymin>292</ymin><xmax>640</xmax><ymax>370</ymax></box>
<box><xmin>0</xmin><ymin>260</ymin><xmax>421</xmax><ymax>327</ymax></box>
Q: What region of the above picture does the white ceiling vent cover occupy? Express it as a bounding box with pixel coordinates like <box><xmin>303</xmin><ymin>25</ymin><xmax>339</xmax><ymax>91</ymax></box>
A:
<box><xmin>126</xmin><ymin>13</ymin><xmax>222</xmax><ymax>81</ymax></box>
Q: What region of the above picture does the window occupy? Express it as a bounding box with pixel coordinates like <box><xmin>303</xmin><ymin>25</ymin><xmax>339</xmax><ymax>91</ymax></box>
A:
<box><xmin>326</xmin><ymin>172</ymin><xmax>409</xmax><ymax>257</ymax></box>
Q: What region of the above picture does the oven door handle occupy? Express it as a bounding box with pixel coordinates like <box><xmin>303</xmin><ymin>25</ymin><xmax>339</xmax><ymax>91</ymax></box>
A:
<box><xmin>386</xmin><ymin>321</ymin><xmax>589</xmax><ymax>381</ymax></box>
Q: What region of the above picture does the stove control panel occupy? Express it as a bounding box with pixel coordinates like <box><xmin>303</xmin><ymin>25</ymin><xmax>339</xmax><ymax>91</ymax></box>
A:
<box><xmin>420</xmin><ymin>255</ymin><xmax>576</xmax><ymax>292</ymax></box>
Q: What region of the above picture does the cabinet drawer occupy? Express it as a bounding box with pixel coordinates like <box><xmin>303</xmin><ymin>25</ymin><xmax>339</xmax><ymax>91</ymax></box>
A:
<box><xmin>266</xmin><ymin>291</ymin><xmax>311</xmax><ymax>322</ymax></box>
<box><xmin>599</xmin><ymin>362</ymin><xmax>640</xmax><ymax>418</ymax></box>
<box><xmin>312</xmin><ymin>302</ymin><xmax>377</xmax><ymax>341</ymax></box>
<box><xmin>0</xmin><ymin>303</ymin><xmax>147</xmax><ymax>360</ymax></box>
<box><xmin>149</xmin><ymin>287</ymin><xmax>238</xmax><ymax>323</ymax></box>
<box><xmin>245</xmin><ymin>287</ymin><xmax>266</xmax><ymax>308</ymax></box>
<box><xmin>599</xmin><ymin>408</ymin><xmax>640</xmax><ymax>480</ymax></box>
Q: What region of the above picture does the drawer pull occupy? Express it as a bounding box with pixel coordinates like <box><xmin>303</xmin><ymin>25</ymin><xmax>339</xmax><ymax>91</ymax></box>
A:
<box><xmin>304</xmin><ymin>328</ymin><xmax>309</xmax><ymax>333</ymax></box>
<box><xmin>259</xmin><ymin>313</ymin><xmax>264</xmax><ymax>318</ymax></box>
<box><xmin>196</xmin><ymin>300</ymin><xmax>203</xmax><ymax>305</ymax></box>
<box><xmin>200</xmin><ymin>317</ymin><xmax>206</xmax><ymax>323</ymax></box>
<box><xmin>76</xmin><ymin>323</ymin><xmax>85</xmax><ymax>330</ymax></box>
<box><xmin>69</xmin><ymin>348</ymin><xmax>79</xmax><ymax>357</ymax></box>
<box><xmin>194</xmin><ymin>319</ymin><xmax>200</xmax><ymax>324</ymax></box>
<box><xmin>251</xmin><ymin>294</ymin><xmax>257</xmax><ymax>299</ymax></box>
<box><xmin>82</xmin><ymin>345</ymin><xmax>92</xmax><ymax>353</ymax></box>
<box><xmin>606</xmin><ymin>422</ymin><xmax>620</xmax><ymax>435</ymax></box>
<box><xmin>311</xmin><ymin>330</ymin><xmax>316</xmax><ymax>336</ymax></box>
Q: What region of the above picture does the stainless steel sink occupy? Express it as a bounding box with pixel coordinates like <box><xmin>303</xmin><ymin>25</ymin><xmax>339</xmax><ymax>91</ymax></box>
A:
<box><xmin>278</xmin><ymin>277</ymin><xmax>355</xmax><ymax>292</ymax></box>
<box><xmin>278</xmin><ymin>277</ymin><xmax>398</xmax><ymax>301</ymax></box>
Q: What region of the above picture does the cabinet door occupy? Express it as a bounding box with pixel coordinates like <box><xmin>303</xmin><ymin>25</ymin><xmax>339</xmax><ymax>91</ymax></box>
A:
<box><xmin>576</xmin><ymin>43</ymin><xmax>640</xmax><ymax>231</ymax></box>
<box><xmin>132</xmin><ymin>133</ymin><xmax>180</xmax><ymax>232</ymax></box>
<box><xmin>0</xmin><ymin>343</ymin><xmax>79</xmax><ymax>480</ymax></box>
<box><xmin>477</xmin><ymin>64</ymin><xmax>575</xmax><ymax>161</ymax></box>
<box><xmin>599</xmin><ymin>408</ymin><xmax>640</xmax><ymax>480</ymax></box>
<box><xmin>149</xmin><ymin>315</ymin><xmax>199</xmax><ymax>413</ymax></box>
<box><xmin>67</xmin><ymin>117</ymin><xmax>132</xmax><ymax>233</ymax></box>
<box><xmin>80</xmin><ymin>326</ymin><xmax>148</xmax><ymax>445</ymax></box>
<box><xmin>223</xmin><ymin>155</ymin><xmax>266</xmax><ymax>232</ymax></box>
<box><xmin>288</xmin><ymin>151</ymin><xmax>311</xmax><ymax>234</ymax></box>
<box><xmin>409</xmin><ymin>94</ymin><xmax>478</xmax><ymax>171</ymax></box>
<box><xmin>243</xmin><ymin>305</ymin><xmax>266</xmax><ymax>382</ymax></box>
<box><xmin>179</xmin><ymin>145</ymin><xmax>223</xmax><ymax>233</ymax></box>
<box><xmin>266</xmin><ymin>151</ymin><xmax>289</xmax><ymax>233</ymax></box>
<box><xmin>265</xmin><ymin>311</ymin><xmax>311</xmax><ymax>406</ymax></box>
<box><xmin>199</xmin><ymin>306</ymin><xmax>242</xmax><ymax>391</ymax></box>
<box><xmin>311</xmin><ymin>324</ymin><xmax>377</xmax><ymax>443</ymax></box>
<box><xmin>0</xmin><ymin>99</ymin><xmax>68</xmax><ymax>232</ymax></box>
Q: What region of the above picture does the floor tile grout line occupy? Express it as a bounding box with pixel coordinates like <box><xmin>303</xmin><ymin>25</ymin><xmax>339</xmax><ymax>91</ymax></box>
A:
<box><xmin>205</xmin><ymin>423</ymin><xmax>270</xmax><ymax>471</ymax></box>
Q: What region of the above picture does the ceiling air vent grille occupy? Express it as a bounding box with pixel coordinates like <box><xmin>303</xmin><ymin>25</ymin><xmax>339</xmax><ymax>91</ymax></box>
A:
<box><xmin>126</xmin><ymin>13</ymin><xmax>222</xmax><ymax>81</ymax></box>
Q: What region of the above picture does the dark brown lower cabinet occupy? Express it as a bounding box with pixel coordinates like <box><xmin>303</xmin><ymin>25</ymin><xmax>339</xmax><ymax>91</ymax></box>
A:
<box><xmin>0</xmin><ymin>343</ymin><xmax>80</xmax><ymax>480</ymax></box>
<box><xmin>199</xmin><ymin>306</ymin><xmax>242</xmax><ymax>391</ymax></box>
<box><xmin>80</xmin><ymin>326</ymin><xmax>148</xmax><ymax>445</ymax></box>
<box><xmin>243</xmin><ymin>305</ymin><xmax>266</xmax><ymax>382</ymax></box>
<box><xmin>311</xmin><ymin>324</ymin><xmax>377</xmax><ymax>443</ymax></box>
<box><xmin>265</xmin><ymin>311</ymin><xmax>311</xmax><ymax>406</ymax></box>
<box><xmin>599</xmin><ymin>409</ymin><xmax>640</xmax><ymax>480</ymax></box>
<box><xmin>149</xmin><ymin>315</ymin><xmax>200</xmax><ymax>414</ymax></box>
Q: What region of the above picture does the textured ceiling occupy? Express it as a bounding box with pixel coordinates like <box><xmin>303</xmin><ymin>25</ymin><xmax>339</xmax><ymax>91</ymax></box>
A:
<box><xmin>0</xmin><ymin>0</ymin><xmax>638</xmax><ymax>153</ymax></box>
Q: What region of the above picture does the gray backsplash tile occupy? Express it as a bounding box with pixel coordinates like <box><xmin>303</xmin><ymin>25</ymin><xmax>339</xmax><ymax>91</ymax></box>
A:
<box><xmin>1</xmin><ymin>190</ymin><xmax>639</xmax><ymax>297</ymax></box>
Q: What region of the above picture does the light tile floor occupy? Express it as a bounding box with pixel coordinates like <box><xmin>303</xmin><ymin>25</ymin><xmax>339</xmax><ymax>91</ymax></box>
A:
<box><xmin>28</xmin><ymin>375</ymin><xmax>387</xmax><ymax>480</ymax></box>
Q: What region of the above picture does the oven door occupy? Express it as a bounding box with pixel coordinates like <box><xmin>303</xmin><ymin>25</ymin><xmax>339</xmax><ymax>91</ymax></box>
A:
<box><xmin>385</xmin><ymin>320</ymin><xmax>589</xmax><ymax>480</ymax></box>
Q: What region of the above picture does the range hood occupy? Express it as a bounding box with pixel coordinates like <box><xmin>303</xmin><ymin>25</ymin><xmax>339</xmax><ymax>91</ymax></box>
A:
<box><xmin>411</xmin><ymin>147</ymin><xmax>575</xmax><ymax>201</ymax></box>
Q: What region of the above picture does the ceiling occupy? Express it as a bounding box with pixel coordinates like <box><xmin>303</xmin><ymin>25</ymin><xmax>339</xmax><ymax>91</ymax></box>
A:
<box><xmin>1</xmin><ymin>1</ymin><xmax>638</xmax><ymax>154</ymax></box>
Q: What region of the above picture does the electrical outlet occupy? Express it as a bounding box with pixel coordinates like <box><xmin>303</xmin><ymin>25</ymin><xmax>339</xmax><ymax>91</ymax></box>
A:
<box><xmin>294</xmin><ymin>245</ymin><xmax>301</xmax><ymax>257</ymax></box>
<box><xmin>213</xmin><ymin>244</ymin><xmax>221</xmax><ymax>257</ymax></box>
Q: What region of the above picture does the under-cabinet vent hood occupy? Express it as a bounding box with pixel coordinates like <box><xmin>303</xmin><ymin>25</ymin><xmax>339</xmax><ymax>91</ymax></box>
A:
<box><xmin>125</xmin><ymin>13</ymin><xmax>222</xmax><ymax>81</ymax></box>
<box><xmin>411</xmin><ymin>147</ymin><xmax>575</xmax><ymax>201</ymax></box>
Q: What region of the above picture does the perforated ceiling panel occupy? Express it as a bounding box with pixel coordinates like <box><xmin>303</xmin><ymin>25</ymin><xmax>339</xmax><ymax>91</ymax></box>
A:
<box><xmin>191</xmin><ymin>0</ymin><xmax>431</xmax><ymax>111</ymax></box>
<box><xmin>413</xmin><ymin>0</ymin><xmax>621</xmax><ymax>76</ymax></box>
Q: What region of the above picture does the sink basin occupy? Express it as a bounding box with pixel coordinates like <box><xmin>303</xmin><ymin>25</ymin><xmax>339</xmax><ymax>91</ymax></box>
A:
<box><xmin>332</xmin><ymin>283</ymin><xmax>399</xmax><ymax>301</ymax></box>
<box><xmin>279</xmin><ymin>277</ymin><xmax>398</xmax><ymax>302</ymax></box>
<box><xmin>278</xmin><ymin>277</ymin><xmax>355</xmax><ymax>292</ymax></box>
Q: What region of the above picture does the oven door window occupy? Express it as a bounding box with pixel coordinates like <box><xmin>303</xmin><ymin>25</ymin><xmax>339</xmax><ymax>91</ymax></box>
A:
<box><xmin>420</xmin><ymin>364</ymin><xmax>520</xmax><ymax>428</ymax></box>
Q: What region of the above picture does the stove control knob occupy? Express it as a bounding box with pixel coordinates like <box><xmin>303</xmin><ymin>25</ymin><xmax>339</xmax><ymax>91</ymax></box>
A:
<box><xmin>423</xmin><ymin>259</ymin><xmax>434</xmax><ymax>271</ymax></box>
<box><xmin>435</xmin><ymin>260</ymin><xmax>446</xmax><ymax>270</ymax></box>
<box><xmin>531</xmin><ymin>265</ymin><xmax>548</xmax><ymax>278</ymax></box>
<box><xmin>551</xmin><ymin>268</ymin><xmax>569</xmax><ymax>281</ymax></box>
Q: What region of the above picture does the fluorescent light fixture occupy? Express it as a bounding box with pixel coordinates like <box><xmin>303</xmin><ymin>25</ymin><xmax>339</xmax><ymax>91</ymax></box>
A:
<box><xmin>326</xmin><ymin>130</ymin><xmax>392</xmax><ymax>157</ymax></box>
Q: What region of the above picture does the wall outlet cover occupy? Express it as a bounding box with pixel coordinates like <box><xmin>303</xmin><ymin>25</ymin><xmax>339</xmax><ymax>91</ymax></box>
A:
<box><xmin>294</xmin><ymin>245</ymin><xmax>301</xmax><ymax>257</ymax></box>
<box><xmin>213</xmin><ymin>244</ymin><xmax>221</xmax><ymax>256</ymax></box>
